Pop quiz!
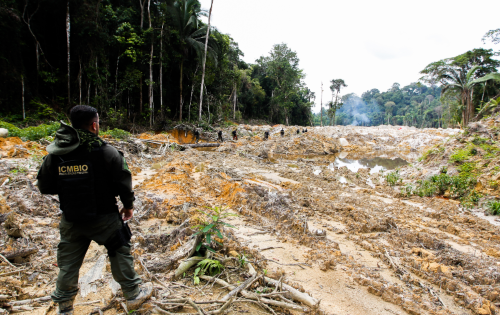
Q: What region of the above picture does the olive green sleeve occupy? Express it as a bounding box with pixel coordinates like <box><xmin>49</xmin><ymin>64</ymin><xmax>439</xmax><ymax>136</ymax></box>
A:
<box><xmin>36</xmin><ymin>154</ymin><xmax>59</xmax><ymax>194</ymax></box>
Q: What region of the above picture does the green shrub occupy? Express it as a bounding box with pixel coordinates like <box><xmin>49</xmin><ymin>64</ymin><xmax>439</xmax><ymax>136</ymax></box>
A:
<box><xmin>414</xmin><ymin>179</ymin><xmax>438</xmax><ymax>197</ymax></box>
<box><xmin>449</xmin><ymin>147</ymin><xmax>473</xmax><ymax>163</ymax></box>
<box><xmin>101</xmin><ymin>128</ymin><xmax>131</xmax><ymax>140</ymax></box>
<box><xmin>0</xmin><ymin>121</ymin><xmax>59</xmax><ymax>141</ymax></box>
<box><xmin>430</xmin><ymin>173</ymin><xmax>452</xmax><ymax>195</ymax></box>
<box><xmin>486</xmin><ymin>201</ymin><xmax>500</xmax><ymax>215</ymax></box>
<box><xmin>401</xmin><ymin>183</ymin><xmax>414</xmax><ymax>197</ymax></box>
<box><xmin>386</xmin><ymin>170</ymin><xmax>401</xmax><ymax>186</ymax></box>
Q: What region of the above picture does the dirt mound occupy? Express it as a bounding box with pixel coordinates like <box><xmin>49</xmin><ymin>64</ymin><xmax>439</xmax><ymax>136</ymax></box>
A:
<box><xmin>0</xmin><ymin>137</ymin><xmax>46</xmax><ymax>159</ymax></box>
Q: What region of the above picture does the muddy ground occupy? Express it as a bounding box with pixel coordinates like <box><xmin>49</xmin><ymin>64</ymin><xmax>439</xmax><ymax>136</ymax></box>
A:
<box><xmin>2</xmin><ymin>124</ymin><xmax>500</xmax><ymax>315</ymax></box>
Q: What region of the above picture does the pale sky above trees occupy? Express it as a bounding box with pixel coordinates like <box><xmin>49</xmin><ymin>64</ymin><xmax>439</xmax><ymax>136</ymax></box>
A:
<box><xmin>199</xmin><ymin>0</ymin><xmax>500</xmax><ymax>112</ymax></box>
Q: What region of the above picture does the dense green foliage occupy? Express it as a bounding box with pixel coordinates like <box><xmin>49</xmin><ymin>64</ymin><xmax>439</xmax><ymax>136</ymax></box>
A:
<box><xmin>0</xmin><ymin>0</ymin><xmax>313</xmax><ymax>127</ymax></box>
<box><xmin>0</xmin><ymin>121</ymin><xmax>59</xmax><ymax>140</ymax></box>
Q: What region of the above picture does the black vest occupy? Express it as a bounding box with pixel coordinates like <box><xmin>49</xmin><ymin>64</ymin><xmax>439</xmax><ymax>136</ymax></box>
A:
<box><xmin>56</xmin><ymin>142</ymin><xmax>118</xmax><ymax>223</ymax></box>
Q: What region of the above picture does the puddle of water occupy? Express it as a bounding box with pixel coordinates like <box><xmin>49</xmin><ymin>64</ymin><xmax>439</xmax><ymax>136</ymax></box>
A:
<box><xmin>272</xmin><ymin>153</ymin><xmax>408</xmax><ymax>174</ymax></box>
<box><xmin>329</xmin><ymin>157</ymin><xmax>408</xmax><ymax>174</ymax></box>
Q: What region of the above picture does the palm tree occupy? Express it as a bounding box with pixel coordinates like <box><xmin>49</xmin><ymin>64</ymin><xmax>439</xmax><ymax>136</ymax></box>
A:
<box><xmin>169</xmin><ymin>0</ymin><xmax>218</xmax><ymax>121</ymax></box>
<box><xmin>438</xmin><ymin>66</ymin><xmax>500</xmax><ymax>126</ymax></box>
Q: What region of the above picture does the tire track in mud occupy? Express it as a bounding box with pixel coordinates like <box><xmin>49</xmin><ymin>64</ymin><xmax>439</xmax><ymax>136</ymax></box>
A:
<box><xmin>136</xmin><ymin>148</ymin><xmax>473</xmax><ymax>314</ymax></box>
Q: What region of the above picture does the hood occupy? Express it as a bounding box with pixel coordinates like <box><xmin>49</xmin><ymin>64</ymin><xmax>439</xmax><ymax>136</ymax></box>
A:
<box><xmin>46</xmin><ymin>121</ymin><xmax>80</xmax><ymax>155</ymax></box>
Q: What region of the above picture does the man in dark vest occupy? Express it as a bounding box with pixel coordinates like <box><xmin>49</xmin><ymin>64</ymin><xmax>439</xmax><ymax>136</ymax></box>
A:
<box><xmin>217</xmin><ymin>130</ymin><xmax>223</xmax><ymax>142</ymax></box>
<box><xmin>232</xmin><ymin>129</ymin><xmax>238</xmax><ymax>140</ymax></box>
<box><xmin>194</xmin><ymin>129</ymin><xmax>200</xmax><ymax>144</ymax></box>
<box><xmin>263</xmin><ymin>130</ymin><xmax>269</xmax><ymax>141</ymax></box>
<box><xmin>37</xmin><ymin>105</ymin><xmax>151</xmax><ymax>315</ymax></box>
<box><xmin>280</xmin><ymin>128</ymin><xmax>285</xmax><ymax>137</ymax></box>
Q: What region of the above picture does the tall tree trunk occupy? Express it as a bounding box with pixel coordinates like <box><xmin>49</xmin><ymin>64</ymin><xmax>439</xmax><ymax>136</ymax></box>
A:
<box><xmin>233</xmin><ymin>84</ymin><xmax>237</xmax><ymax>119</ymax></box>
<box><xmin>115</xmin><ymin>56</ymin><xmax>119</xmax><ymax>108</ymax></box>
<box><xmin>482</xmin><ymin>81</ymin><xmax>488</xmax><ymax>103</ymax></box>
<box><xmin>188</xmin><ymin>65</ymin><xmax>199</xmax><ymax>123</ymax></box>
<box><xmin>148</xmin><ymin>0</ymin><xmax>153</xmax><ymax>128</ymax></box>
<box><xmin>160</xmin><ymin>23</ymin><xmax>164</xmax><ymax>116</ymax></box>
<box><xmin>198</xmin><ymin>0</ymin><xmax>213</xmax><ymax>121</ymax></box>
<box><xmin>66</xmin><ymin>1</ymin><xmax>70</xmax><ymax>106</ymax></box>
<box><xmin>140</xmin><ymin>77</ymin><xmax>143</xmax><ymax>113</ymax></box>
<box><xmin>320</xmin><ymin>82</ymin><xmax>323</xmax><ymax>127</ymax></box>
<box><xmin>139</xmin><ymin>0</ymin><xmax>146</xmax><ymax>30</ymax></box>
<box><xmin>21</xmin><ymin>76</ymin><xmax>25</xmax><ymax>120</ymax></box>
<box><xmin>179</xmin><ymin>60</ymin><xmax>183</xmax><ymax>121</ymax></box>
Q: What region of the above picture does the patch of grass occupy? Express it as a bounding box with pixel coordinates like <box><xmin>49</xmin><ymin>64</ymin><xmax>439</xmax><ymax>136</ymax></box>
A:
<box><xmin>100</xmin><ymin>128</ymin><xmax>131</xmax><ymax>140</ymax></box>
<box><xmin>419</xmin><ymin>146</ymin><xmax>444</xmax><ymax>162</ymax></box>
<box><xmin>407</xmin><ymin>172</ymin><xmax>479</xmax><ymax>207</ymax></box>
<box><xmin>386</xmin><ymin>170</ymin><xmax>401</xmax><ymax>186</ymax></box>
<box><xmin>449</xmin><ymin>146</ymin><xmax>474</xmax><ymax>163</ymax></box>
<box><xmin>9</xmin><ymin>166</ymin><xmax>28</xmax><ymax>175</ymax></box>
<box><xmin>486</xmin><ymin>201</ymin><xmax>500</xmax><ymax>215</ymax></box>
<box><xmin>457</xmin><ymin>162</ymin><xmax>478</xmax><ymax>176</ymax></box>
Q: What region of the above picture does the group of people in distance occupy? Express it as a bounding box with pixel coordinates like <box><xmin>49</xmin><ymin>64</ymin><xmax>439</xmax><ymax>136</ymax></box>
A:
<box><xmin>192</xmin><ymin>127</ymin><xmax>308</xmax><ymax>144</ymax></box>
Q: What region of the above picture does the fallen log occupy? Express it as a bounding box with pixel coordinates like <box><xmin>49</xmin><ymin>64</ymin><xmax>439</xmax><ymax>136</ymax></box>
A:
<box><xmin>3</xmin><ymin>296</ymin><xmax>51</xmax><ymax>306</ymax></box>
<box><xmin>199</xmin><ymin>275</ymin><xmax>308</xmax><ymax>312</ymax></box>
<box><xmin>183</xmin><ymin>143</ymin><xmax>220</xmax><ymax>148</ymax></box>
<box><xmin>1</xmin><ymin>247</ymin><xmax>38</xmax><ymax>261</ymax></box>
<box><xmin>246</xmin><ymin>263</ymin><xmax>319</xmax><ymax>308</ymax></box>
<box><xmin>148</xmin><ymin>234</ymin><xmax>202</xmax><ymax>272</ymax></box>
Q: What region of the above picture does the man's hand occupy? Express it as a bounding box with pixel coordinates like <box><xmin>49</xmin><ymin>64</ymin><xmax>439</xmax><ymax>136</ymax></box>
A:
<box><xmin>120</xmin><ymin>207</ymin><xmax>134</xmax><ymax>221</ymax></box>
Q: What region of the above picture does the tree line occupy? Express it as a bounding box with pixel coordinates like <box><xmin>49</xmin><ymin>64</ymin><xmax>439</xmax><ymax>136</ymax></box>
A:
<box><xmin>313</xmin><ymin>39</ymin><xmax>500</xmax><ymax>128</ymax></box>
<box><xmin>0</xmin><ymin>0</ymin><xmax>313</xmax><ymax>129</ymax></box>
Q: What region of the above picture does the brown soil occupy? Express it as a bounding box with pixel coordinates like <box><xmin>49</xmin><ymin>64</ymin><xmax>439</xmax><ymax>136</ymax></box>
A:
<box><xmin>3</xmin><ymin>124</ymin><xmax>500</xmax><ymax>315</ymax></box>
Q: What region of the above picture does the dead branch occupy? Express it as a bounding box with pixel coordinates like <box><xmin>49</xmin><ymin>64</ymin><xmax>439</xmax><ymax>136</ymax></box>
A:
<box><xmin>199</xmin><ymin>275</ymin><xmax>308</xmax><ymax>312</ymax></box>
<box><xmin>221</xmin><ymin>273</ymin><xmax>257</xmax><ymax>302</ymax></box>
<box><xmin>0</xmin><ymin>253</ymin><xmax>16</xmax><ymax>268</ymax></box>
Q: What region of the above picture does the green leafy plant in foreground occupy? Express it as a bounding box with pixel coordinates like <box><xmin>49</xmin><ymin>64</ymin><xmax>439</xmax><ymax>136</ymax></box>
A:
<box><xmin>193</xmin><ymin>206</ymin><xmax>238</xmax><ymax>253</ymax></box>
<box><xmin>193</xmin><ymin>259</ymin><xmax>224</xmax><ymax>285</ymax></box>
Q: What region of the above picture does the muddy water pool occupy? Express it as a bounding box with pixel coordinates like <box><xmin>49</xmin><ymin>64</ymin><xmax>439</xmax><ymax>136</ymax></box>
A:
<box><xmin>332</xmin><ymin>156</ymin><xmax>408</xmax><ymax>174</ymax></box>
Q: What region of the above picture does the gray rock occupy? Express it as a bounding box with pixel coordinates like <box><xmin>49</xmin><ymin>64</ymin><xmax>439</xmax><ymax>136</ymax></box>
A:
<box><xmin>0</xmin><ymin>128</ymin><xmax>8</xmax><ymax>138</ymax></box>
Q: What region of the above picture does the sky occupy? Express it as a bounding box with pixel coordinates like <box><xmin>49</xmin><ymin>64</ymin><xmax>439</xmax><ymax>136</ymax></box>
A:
<box><xmin>198</xmin><ymin>0</ymin><xmax>500</xmax><ymax>113</ymax></box>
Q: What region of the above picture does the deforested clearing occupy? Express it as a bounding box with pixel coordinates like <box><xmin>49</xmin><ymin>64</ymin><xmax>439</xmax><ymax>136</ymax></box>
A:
<box><xmin>4</xmin><ymin>121</ymin><xmax>500</xmax><ymax>315</ymax></box>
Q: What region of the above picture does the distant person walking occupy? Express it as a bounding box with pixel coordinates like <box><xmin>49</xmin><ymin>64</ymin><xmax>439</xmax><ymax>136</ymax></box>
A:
<box><xmin>264</xmin><ymin>131</ymin><xmax>269</xmax><ymax>141</ymax></box>
<box><xmin>280</xmin><ymin>128</ymin><xmax>284</xmax><ymax>137</ymax></box>
<box><xmin>304</xmin><ymin>128</ymin><xmax>308</xmax><ymax>133</ymax></box>
<box><xmin>296</xmin><ymin>129</ymin><xmax>300</xmax><ymax>135</ymax></box>
<box><xmin>217</xmin><ymin>130</ymin><xmax>223</xmax><ymax>142</ymax></box>
<box><xmin>232</xmin><ymin>129</ymin><xmax>238</xmax><ymax>141</ymax></box>
<box><xmin>194</xmin><ymin>129</ymin><xmax>200</xmax><ymax>144</ymax></box>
